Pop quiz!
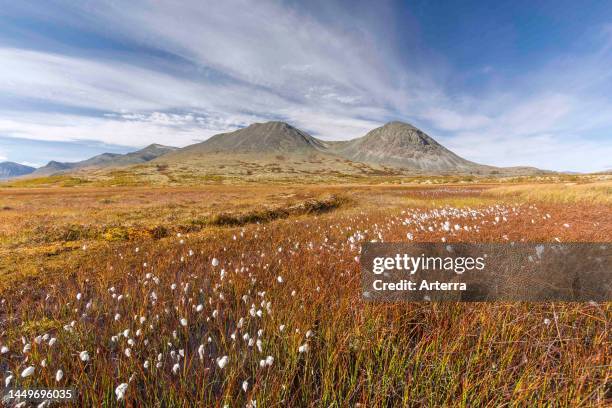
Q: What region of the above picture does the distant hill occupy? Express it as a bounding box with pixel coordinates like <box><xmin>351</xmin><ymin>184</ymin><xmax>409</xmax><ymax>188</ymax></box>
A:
<box><xmin>157</xmin><ymin>120</ymin><xmax>544</xmax><ymax>176</ymax></box>
<box><xmin>202</xmin><ymin>121</ymin><xmax>327</xmax><ymax>153</ymax></box>
<box><xmin>0</xmin><ymin>162</ymin><xmax>36</xmax><ymax>179</ymax></box>
<box><xmin>155</xmin><ymin>121</ymin><xmax>368</xmax><ymax>177</ymax></box>
<box><xmin>20</xmin><ymin>121</ymin><xmax>548</xmax><ymax>181</ymax></box>
<box><xmin>33</xmin><ymin>144</ymin><xmax>177</xmax><ymax>176</ymax></box>
<box><xmin>327</xmin><ymin>121</ymin><xmax>487</xmax><ymax>172</ymax></box>
<box><xmin>167</xmin><ymin>121</ymin><xmax>327</xmax><ymax>156</ymax></box>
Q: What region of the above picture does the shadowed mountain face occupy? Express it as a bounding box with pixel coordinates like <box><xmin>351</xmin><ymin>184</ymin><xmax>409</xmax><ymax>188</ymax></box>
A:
<box><xmin>33</xmin><ymin>144</ymin><xmax>177</xmax><ymax>176</ymax></box>
<box><xmin>328</xmin><ymin>121</ymin><xmax>485</xmax><ymax>172</ymax></box>
<box><xmin>0</xmin><ymin>162</ymin><xmax>36</xmax><ymax>179</ymax></box>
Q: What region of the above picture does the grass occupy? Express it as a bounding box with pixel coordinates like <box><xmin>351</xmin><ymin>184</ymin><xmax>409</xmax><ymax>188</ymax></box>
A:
<box><xmin>0</xmin><ymin>181</ymin><xmax>609</xmax><ymax>406</ymax></box>
<box><xmin>488</xmin><ymin>181</ymin><xmax>612</xmax><ymax>204</ymax></box>
<box><xmin>207</xmin><ymin>194</ymin><xmax>349</xmax><ymax>226</ymax></box>
<box><xmin>5</xmin><ymin>165</ymin><xmax>608</xmax><ymax>188</ymax></box>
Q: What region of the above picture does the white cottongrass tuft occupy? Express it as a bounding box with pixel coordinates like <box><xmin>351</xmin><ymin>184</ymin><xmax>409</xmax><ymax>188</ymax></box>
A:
<box><xmin>180</xmin><ymin>318</ymin><xmax>188</xmax><ymax>327</ymax></box>
<box><xmin>217</xmin><ymin>355</ymin><xmax>229</xmax><ymax>369</ymax></box>
<box><xmin>198</xmin><ymin>344</ymin><xmax>205</xmax><ymax>360</ymax></box>
<box><xmin>115</xmin><ymin>383</ymin><xmax>128</xmax><ymax>400</ymax></box>
<box><xmin>21</xmin><ymin>366</ymin><xmax>35</xmax><ymax>377</ymax></box>
<box><xmin>298</xmin><ymin>343</ymin><xmax>309</xmax><ymax>353</ymax></box>
<box><xmin>211</xmin><ymin>258</ymin><xmax>219</xmax><ymax>267</ymax></box>
<box><xmin>55</xmin><ymin>370</ymin><xmax>63</xmax><ymax>382</ymax></box>
<box><xmin>242</xmin><ymin>380</ymin><xmax>249</xmax><ymax>392</ymax></box>
<box><xmin>79</xmin><ymin>350</ymin><xmax>90</xmax><ymax>362</ymax></box>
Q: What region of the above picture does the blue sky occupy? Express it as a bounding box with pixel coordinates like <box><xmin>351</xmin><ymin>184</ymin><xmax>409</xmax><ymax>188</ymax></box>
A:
<box><xmin>0</xmin><ymin>0</ymin><xmax>611</xmax><ymax>171</ymax></box>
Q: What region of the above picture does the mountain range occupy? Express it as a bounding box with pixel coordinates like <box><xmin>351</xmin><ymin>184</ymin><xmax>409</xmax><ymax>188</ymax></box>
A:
<box><xmin>3</xmin><ymin>121</ymin><xmax>545</xmax><ymax>180</ymax></box>
<box><xmin>31</xmin><ymin>144</ymin><xmax>177</xmax><ymax>176</ymax></box>
<box><xmin>0</xmin><ymin>162</ymin><xmax>36</xmax><ymax>179</ymax></box>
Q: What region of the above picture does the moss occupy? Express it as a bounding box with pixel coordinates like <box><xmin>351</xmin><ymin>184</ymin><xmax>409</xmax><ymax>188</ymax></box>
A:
<box><xmin>20</xmin><ymin>317</ymin><xmax>61</xmax><ymax>336</ymax></box>
<box><xmin>102</xmin><ymin>226</ymin><xmax>130</xmax><ymax>241</ymax></box>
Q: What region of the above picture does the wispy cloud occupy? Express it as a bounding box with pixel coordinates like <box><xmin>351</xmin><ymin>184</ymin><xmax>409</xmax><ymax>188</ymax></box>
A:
<box><xmin>0</xmin><ymin>1</ymin><xmax>611</xmax><ymax>171</ymax></box>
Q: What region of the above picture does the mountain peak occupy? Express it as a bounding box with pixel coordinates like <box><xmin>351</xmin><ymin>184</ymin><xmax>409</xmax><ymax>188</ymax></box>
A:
<box><xmin>362</xmin><ymin>122</ymin><xmax>439</xmax><ymax>148</ymax></box>
<box><xmin>241</xmin><ymin>121</ymin><xmax>303</xmax><ymax>135</ymax></box>
<box><xmin>252</xmin><ymin>120</ymin><xmax>293</xmax><ymax>127</ymax></box>
<box><xmin>384</xmin><ymin>120</ymin><xmax>417</xmax><ymax>128</ymax></box>
<box><xmin>328</xmin><ymin>122</ymin><xmax>480</xmax><ymax>171</ymax></box>
<box><xmin>143</xmin><ymin>143</ymin><xmax>176</xmax><ymax>150</ymax></box>
<box><xmin>176</xmin><ymin>120</ymin><xmax>326</xmax><ymax>155</ymax></box>
<box><xmin>45</xmin><ymin>160</ymin><xmax>73</xmax><ymax>169</ymax></box>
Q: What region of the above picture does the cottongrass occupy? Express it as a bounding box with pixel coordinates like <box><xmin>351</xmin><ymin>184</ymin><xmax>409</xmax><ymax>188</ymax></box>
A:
<box><xmin>21</xmin><ymin>366</ymin><xmax>35</xmax><ymax>378</ymax></box>
<box><xmin>0</xmin><ymin>196</ymin><xmax>607</xmax><ymax>406</ymax></box>
<box><xmin>217</xmin><ymin>356</ymin><xmax>229</xmax><ymax>369</ymax></box>
<box><xmin>115</xmin><ymin>383</ymin><xmax>128</xmax><ymax>400</ymax></box>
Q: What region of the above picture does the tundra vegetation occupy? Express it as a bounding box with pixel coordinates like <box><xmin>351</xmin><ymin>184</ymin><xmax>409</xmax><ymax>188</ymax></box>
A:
<box><xmin>0</xmin><ymin>178</ymin><xmax>609</xmax><ymax>406</ymax></box>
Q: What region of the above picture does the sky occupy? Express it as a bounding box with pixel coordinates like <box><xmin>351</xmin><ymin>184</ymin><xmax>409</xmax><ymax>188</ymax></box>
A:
<box><xmin>0</xmin><ymin>0</ymin><xmax>611</xmax><ymax>172</ymax></box>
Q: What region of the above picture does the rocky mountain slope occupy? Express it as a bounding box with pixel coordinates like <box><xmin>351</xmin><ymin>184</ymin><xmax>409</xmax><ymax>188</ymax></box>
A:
<box><xmin>328</xmin><ymin>121</ymin><xmax>488</xmax><ymax>172</ymax></box>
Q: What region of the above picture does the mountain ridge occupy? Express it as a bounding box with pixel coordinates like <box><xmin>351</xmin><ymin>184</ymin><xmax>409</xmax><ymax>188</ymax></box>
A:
<box><xmin>32</xmin><ymin>143</ymin><xmax>178</xmax><ymax>176</ymax></box>
<box><xmin>11</xmin><ymin>121</ymin><xmax>549</xmax><ymax>180</ymax></box>
<box><xmin>156</xmin><ymin>120</ymin><xmax>531</xmax><ymax>175</ymax></box>
<box><xmin>0</xmin><ymin>162</ymin><xmax>36</xmax><ymax>179</ymax></box>
<box><xmin>165</xmin><ymin>121</ymin><xmax>327</xmax><ymax>157</ymax></box>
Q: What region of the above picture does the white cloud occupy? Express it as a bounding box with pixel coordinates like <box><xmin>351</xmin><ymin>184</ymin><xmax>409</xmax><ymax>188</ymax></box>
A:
<box><xmin>447</xmin><ymin>131</ymin><xmax>612</xmax><ymax>173</ymax></box>
<box><xmin>420</xmin><ymin>108</ymin><xmax>492</xmax><ymax>132</ymax></box>
<box><xmin>0</xmin><ymin>1</ymin><xmax>611</xmax><ymax>171</ymax></box>
<box><xmin>0</xmin><ymin>112</ymin><xmax>215</xmax><ymax>147</ymax></box>
<box><xmin>0</xmin><ymin>47</ymin><xmax>293</xmax><ymax>114</ymax></box>
<box><xmin>19</xmin><ymin>161</ymin><xmax>42</xmax><ymax>168</ymax></box>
